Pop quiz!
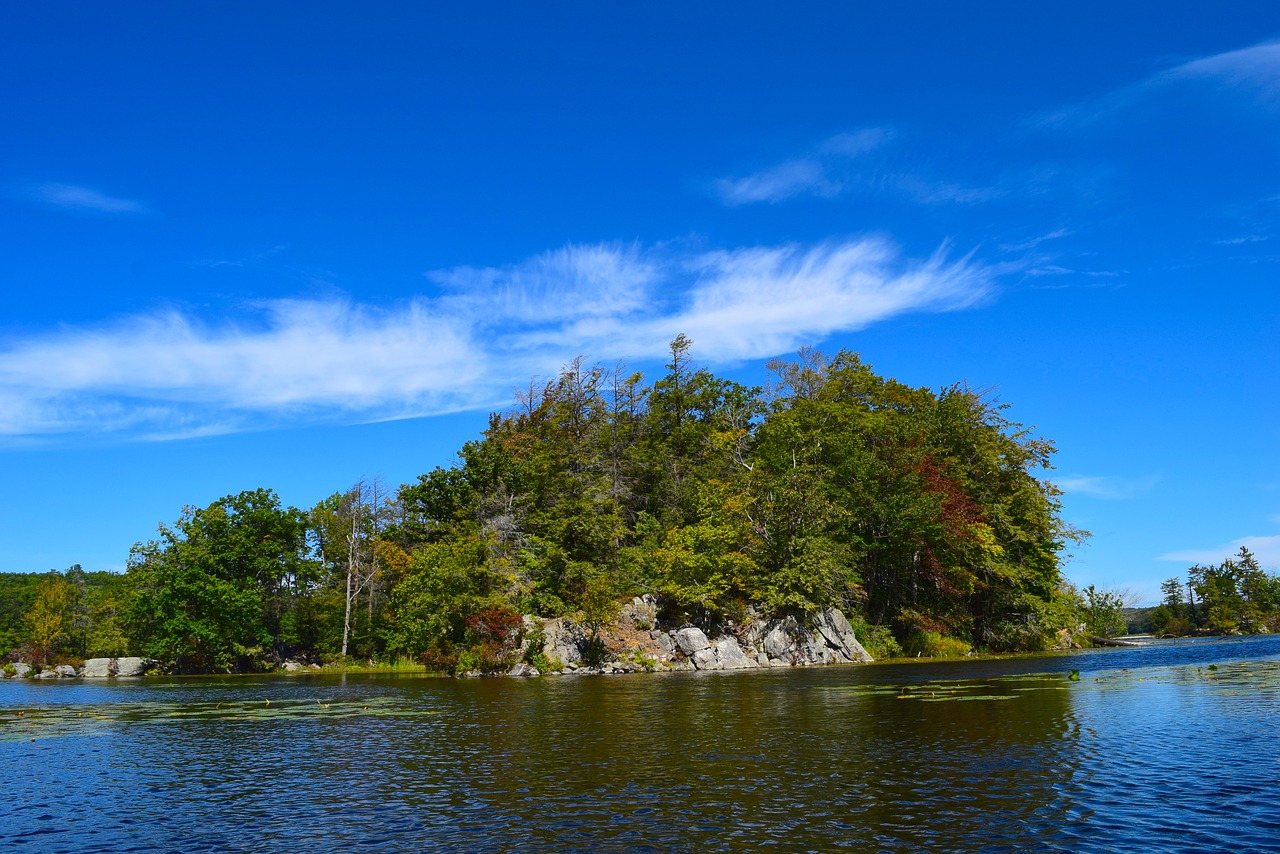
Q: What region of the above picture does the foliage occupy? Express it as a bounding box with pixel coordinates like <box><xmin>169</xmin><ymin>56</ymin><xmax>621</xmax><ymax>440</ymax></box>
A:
<box><xmin>24</xmin><ymin>572</ymin><xmax>72</xmax><ymax>665</ymax></box>
<box><xmin>123</xmin><ymin>489</ymin><xmax>315</xmax><ymax>672</ymax></box>
<box><xmin>4</xmin><ymin>338</ymin><xmax>1136</xmax><ymax>670</ymax></box>
<box><xmin>1156</xmin><ymin>548</ymin><xmax>1280</xmax><ymax>636</ymax></box>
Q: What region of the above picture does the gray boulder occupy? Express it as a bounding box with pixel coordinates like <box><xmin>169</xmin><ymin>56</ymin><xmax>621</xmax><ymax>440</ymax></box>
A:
<box><xmin>11</xmin><ymin>662</ymin><xmax>32</xmax><ymax>678</ymax></box>
<box><xmin>282</xmin><ymin>661</ymin><xmax>307</xmax><ymax>673</ymax></box>
<box><xmin>691</xmin><ymin>636</ymin><xmax>760</xmax><ymax>670</ymax></box>
<box><xmin>674</xmin><ymin>626</ymin><xmax>711</xmax><ymax>655</ymax></box>
<box><xmin>691</xmin><ymin>646</ymin><xmax>719</xmax><ymax>670</ymax></box>
<box><xmin>114</xmin><ymin>657</ymin><xmax>155</xmax><ymax>677</ymax></box>
<box><xmin>54</xmin><ymin>664</ymin><xmax>78</xmax><ymax>677</ymax></box>
<box><xmin>507</xmin><ymin>663</ymin><xmax>540</xmax><ymax>677</ymax></box>
<box><xmin>711</xmin><ymin>637</ymin><xmax>758</xmax><ymax>670</ymax></box>
<box><xmin>34</xmin><ymin>669</ymin><xmax>59</xmax><ymax>679</ymax></box>
<box><xmin>81</xmin><ymin>658</ymin><xmax>112</xmax><ymax>678</ymax></box>
<box><xmin>656</xmin><ymin>633</ymin><xmax>676</xmax><ymax>656</ymax></box>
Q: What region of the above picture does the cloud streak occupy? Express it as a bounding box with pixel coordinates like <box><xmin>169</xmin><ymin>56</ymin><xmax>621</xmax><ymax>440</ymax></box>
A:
<box><xmin>1038</xmin><ymin>39</ymin><xmax>1280</xmax><ymax>128</ymax></box>
<box><xmin>713</xmin><ymin>129</ymin><xmax>891</xmax><ymax>205</ymax></box>
<box><xmin>1056</xmin><ymin>474</ymin><xmax>1158</xmax><ymax>500</ymax></box>
<box><xmin>1159</xmin><ymin>535</ymin><xmax>1280</xmax><ymax>569</ymax></box>
<box><xmin>0</xmin><ymin>237</ymin><xmax>994</xmax><ymax>442</ymax></box>
<box><xmin>28</xmin><ymin>183</ymin><xmax>146</xmax><ymax>214</ymax></box>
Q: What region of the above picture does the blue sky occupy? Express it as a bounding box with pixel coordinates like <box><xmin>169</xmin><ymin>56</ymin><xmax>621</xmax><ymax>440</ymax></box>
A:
<box><xmin>3</xmin><ymin>3</ymin><xmax>1279</xmax><ymax>604</ymax></box>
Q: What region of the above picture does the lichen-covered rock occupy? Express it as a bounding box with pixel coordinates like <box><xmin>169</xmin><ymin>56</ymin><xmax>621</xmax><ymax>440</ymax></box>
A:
<box><xmin>11</xmin><ymin>662</ymin><xmax>32</xmax><ymax>678</ymax></box>
<box><xmin>54</xmin><ymin>664</ymin><xmax>78</xmax><ymax>677</ymax></box>
<box><xmin>282</xmin><ymin>661</ymin><xmax>307</xmax><ymax>672</ymax></box>
<box><xmin>674</xmin><ymin>626</ymin><xmax>711</xmax><ymax>655</ymax></box>
<box><xmin>81</xmin><ymin>658</ymin><xmax>112</xmax><ymax>678</ymax></box>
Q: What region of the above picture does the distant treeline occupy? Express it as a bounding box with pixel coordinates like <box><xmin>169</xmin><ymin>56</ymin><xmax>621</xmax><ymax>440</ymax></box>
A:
<box><xmin>1133</xmin><ymin>549</ymin><xmax>1280</xmax><ymax>636</ymax></box>
<box><xmin>7</xmin><ymin>338</ymin><xmax>1179</xmax><ymax>674</ymax></box>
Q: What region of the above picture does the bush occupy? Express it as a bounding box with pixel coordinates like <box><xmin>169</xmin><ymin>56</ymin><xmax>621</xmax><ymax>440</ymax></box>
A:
<box><xmin>847</xmin><ymin>616</ymin><xmax>903</xmax><ymax>659</ymax></box>
<box><xmin>902</xmin><ymin>629</ymin><xmax>971</xmax><ymax>658</ymax></box>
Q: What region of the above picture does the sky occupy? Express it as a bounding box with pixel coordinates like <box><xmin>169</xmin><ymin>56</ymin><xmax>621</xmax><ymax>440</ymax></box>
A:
<box><xmin>2</xmin><ymin>3</ymin><xmax>1279</xmax><ymax>604</ymax></box>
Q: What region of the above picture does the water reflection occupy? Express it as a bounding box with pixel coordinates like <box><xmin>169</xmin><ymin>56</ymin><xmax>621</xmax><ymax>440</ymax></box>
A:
<box><xmin>3</xmin><ymin>636</ymin><xmax>1279</xmax><ymax>851</ymax></box>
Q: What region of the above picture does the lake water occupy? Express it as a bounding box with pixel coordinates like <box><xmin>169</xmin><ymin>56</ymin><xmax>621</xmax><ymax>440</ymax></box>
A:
<box><xmin>4</xmin><ymin>635</ymin><xmax>1279</xmax><ymax>852</ymax></box>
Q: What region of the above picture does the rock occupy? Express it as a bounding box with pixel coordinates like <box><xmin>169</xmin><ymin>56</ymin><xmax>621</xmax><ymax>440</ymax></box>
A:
<box><xmin>692</xmin><ymin>646</ymin><xmax>719</xmax><ymax>670</ymax></box>
<box><xmin>620</xmin><ymin>594</ymin><xmax>658</xmax><ymax>628</ymax></box>
<box><xmin>81</xmin><ymin>658</ymin><xmax>112</xmax><ymax>678</ymax></box>
<box><xmin>656</xmin><ymin>633</ymin><xmax>676</xmax><ymax>656</ymax></box>
<box><xmin>756</xmin><ymin>651</ymin><xmax>770</xmax><ymax>666</ymax></box>
<box><xmin>540</xmin><ymin>618</ymin><xmax>587</xmax><ymax>666</ymax></box>
<box><xmin>12</xmin><ymin>663</ymin><xmax>32</xmax><ymax>678</ymax></box>
<box><xmin>34</xmin><ymin>669</ymin><xmax>59</xmax><ymax>679</ymax></box>
<box><xmin>507</xmin><ymin>663</ymin><xmax>540</xmax><ymax>677</ymax></box>
<box><xmin>282</xmin><ymin>661</ymin><xmax>307</xmax><ymax>672</ymax></box>
<box><xmin>814</xmin><ymin>608</ymin><xmax>873</xmax><ymax>663</ymax></box>
<box><xmin>114</xmin><ymin>657</ymin><xmax>155</xmax><ymax>677</ymax></box>
<box><xmin>54</xmin><ymin>665</ymin><xmax>78</xmax><ymax>678</ymax></box>
<box><xmin>711</xmin><ymin>637</ymin><xmax>759</xmax><ymax>670</ymax></box>
<box><xmin>674</xmin><ymin>626</ymin><xmax>711</xmax><ymax>655</ymax></box>
<box><xmin>763</xmin><ymin>617</ymin><xmax>798</xmax><ymax>659</ymax></box>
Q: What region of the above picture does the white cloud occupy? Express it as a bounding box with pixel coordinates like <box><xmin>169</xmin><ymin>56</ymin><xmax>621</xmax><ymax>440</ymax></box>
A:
<box><xmin>713</xmin><ymin>128</ymin><xmax>891</xmax><ymax>205</ymax></box>
<box><xmin>1159</xmin><ymin>535</ymin><xmax>1280</xmax><ymax>569</ymax></box>
<box><xmin>1056</xmin><ymin>475</ymin><xmax>1157</xmax><ymax>500</ymax></box>
<box><xmin>1164</xmin><ymin>40</ymin><xmax>1280</xmax><ymax>103</ymax></box>
<box><xmin>29</xmin><ymin>182</ymin><xmax>145</xmax><ymax>214</ymax></box>
<box><xmin>1038</xmin><ymin>39</ymin><xmax>1280</xmax><ymax>128</ymax></box>
<box><xmin>430</xmin><ymin>243</ymin><xmax>657</xmax><ymax>325</ymax></box>
<box><xmin>0</xmin><ymin>237</ymin><xmax>994</xmax><ymax>442</ymax></box>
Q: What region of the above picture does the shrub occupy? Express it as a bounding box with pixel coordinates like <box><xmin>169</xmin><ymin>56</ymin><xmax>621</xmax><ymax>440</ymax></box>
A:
<box><xmin>847</xmin><ymin>617</ymin><xmax>903</xmax><ymax>659</ymax></box>
<box><xmin>902</xmin><ymin>630</ymin><xmax>971</xmax><ymax>658</ymax></box>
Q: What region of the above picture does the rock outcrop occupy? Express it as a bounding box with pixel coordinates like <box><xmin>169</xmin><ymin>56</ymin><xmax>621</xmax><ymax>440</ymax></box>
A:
<box><xmin>519</xmin><ymin>596</ymin><xmax>873</xmax><ymax>676</ymax></box>
<box><xmin>79</xmin><ymin>657</ymin><xmax>158</xmax><ymax>678</ymax></box>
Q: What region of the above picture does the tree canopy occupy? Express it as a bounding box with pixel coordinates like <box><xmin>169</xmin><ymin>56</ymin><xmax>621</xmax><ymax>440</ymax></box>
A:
<box><xmin>38</xmin><ymin>340</ymin><xmax>1274</xmax><ymax>673</ymax></box>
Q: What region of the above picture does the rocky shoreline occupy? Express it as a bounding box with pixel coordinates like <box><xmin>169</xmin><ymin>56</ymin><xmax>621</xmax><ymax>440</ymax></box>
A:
<box><xmin>4</xmin><ymin>597</ymin><xmax>875</xmax><ymax>680</ymax></box>
<box><xmin>4</xmin><ymin>656</ymin><xmax>158</xmax><ymax>679</ymax></box>
<box><xmin>491</xmin><ymin>595</ymin><xmax>873</xmax><ymax>678</ymax></box>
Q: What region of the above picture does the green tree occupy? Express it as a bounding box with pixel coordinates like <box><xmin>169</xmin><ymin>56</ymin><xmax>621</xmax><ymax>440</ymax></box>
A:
<box><xmin>125</xmin><ymin>489</ymin><xmax>314</xmax><ymax>672</ymax></box>
<box><xmin>24</xmin><ymin>572</ymin><xmax>72</xmax><ymax>665</ymax></box>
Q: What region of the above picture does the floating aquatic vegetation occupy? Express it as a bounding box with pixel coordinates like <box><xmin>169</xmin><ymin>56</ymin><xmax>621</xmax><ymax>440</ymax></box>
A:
<box><xmin>0</xmin><ymin>696</ymin><xmax>438</xmax><ymax>742</ymax></box>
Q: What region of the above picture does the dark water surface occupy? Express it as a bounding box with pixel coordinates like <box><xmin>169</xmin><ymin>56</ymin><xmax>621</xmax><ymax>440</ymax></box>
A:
<box><xmin>4</xmin><ymin>636</ymin><xmax>1279</xmax><ymax>852</ymax></box>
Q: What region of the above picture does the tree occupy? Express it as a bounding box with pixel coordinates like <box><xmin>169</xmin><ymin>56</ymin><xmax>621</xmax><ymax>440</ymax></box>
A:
<box><xmin>24</xmin><ymin>572</ymin><xmax>72</xmax><ymax>665</ymax></box>
<box><xmin>1079</xmin><ymin>584</ymin><xmax>1128</xmax><ymax>638</ymax></box>
<box><xmin>125</xmin><ymin>489</ymin><xmax>313</xmax><ymax>672</ymax></box>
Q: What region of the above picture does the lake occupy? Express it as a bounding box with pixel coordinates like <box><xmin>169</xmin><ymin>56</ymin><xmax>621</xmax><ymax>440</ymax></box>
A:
<box><xmin>4</xmin><ymin>635</ymin><xmax>1279</xmax><ymax>852</ymax></box>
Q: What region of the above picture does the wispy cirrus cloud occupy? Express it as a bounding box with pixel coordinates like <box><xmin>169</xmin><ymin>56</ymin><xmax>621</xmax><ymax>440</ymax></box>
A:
<box><xmin>27</xmin><ymin>182</ymin><xmax>146</xmax><ymax>214</ymax></box>
<box><xmin>0</xmin><ymin>237</ymin><xmax>994</xmax><ymax>442</ymax></box>
<box><xmin>713</xmin><ymin>129</ymin><xmax>892</xmax><ymax>205</ymax></box>
<box><xmin>1037</xmin><ymin>39</ymin><xmax>1280</xmax><ymax>128</ymax></box>
<box><xmin>1056</xmin><ymin>474</ymin><xmax>1158</xmax><ymax>500</ymax></box>
<box><xmin>1159</xmin><ymin>534</ymin><xmax>1280</xmax><ymax>568</ymax></box>
<box><xmin>714</xmin><ymin>128</ymin><xmax>999</xmax><ymax>208</ymax></box>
